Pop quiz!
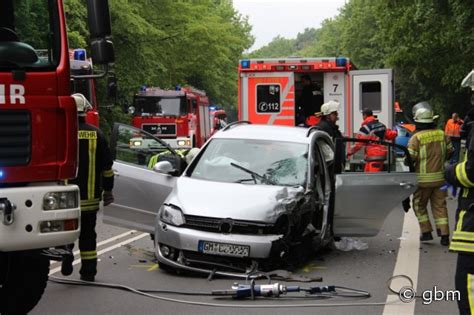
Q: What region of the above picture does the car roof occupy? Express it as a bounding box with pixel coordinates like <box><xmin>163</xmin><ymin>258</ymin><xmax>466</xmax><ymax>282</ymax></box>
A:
<box><xmin>212</xmin><ymin>124</ymin><xmax>311</xmax><ymax>144</ymax></box>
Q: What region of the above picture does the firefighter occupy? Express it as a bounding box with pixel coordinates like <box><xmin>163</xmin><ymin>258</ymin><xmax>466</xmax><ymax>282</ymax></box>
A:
<box><xmin>408</xmin><ymin>102</ymin><xmax>453</xmax><ymax>246</ymax></box>
<box><xmin>147</xmin><ymin>147</ymin><xmax>200</xmax><ymax>170</ymax></box>
<box><xmin>296</xmin><ymin>75</ymin><xmax>323</xmax><ymax>125</ymax></box>
<box><xmin>61</xmin><ymin>93</ymin><xmax>114</xmax><ymax>282</ymax></box>
<box><xmin>445</xmin><ymin>112</ymin><xmax>464</xmax><ymax>164</ymax></box>
<box><xmin>347</xmin><ymin>108</ymin><xmax>398</xmax><ymax>172</ymax></box>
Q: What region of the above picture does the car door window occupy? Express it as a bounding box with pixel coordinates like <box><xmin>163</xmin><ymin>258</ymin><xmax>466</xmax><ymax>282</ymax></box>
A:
<box><xmin>112</xmin><ymin>123</ymin><xmax>175</xmax><ymax>169</ymax></box>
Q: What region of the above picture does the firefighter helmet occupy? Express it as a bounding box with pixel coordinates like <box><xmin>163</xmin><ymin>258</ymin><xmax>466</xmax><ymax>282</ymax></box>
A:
<box><xmin>412</xmin><ymin>101</ymin><xmax>439</xmax><ymax>123</ymax></box>
<box><xmin>72</xmin><ymin>93</ymin><xmax>92</xmax><ymax>116</ymax></box>
<box><xmin>321</xmin><ymin>100</ymin><xmax>339</xmax><ymax>116</ymax></box>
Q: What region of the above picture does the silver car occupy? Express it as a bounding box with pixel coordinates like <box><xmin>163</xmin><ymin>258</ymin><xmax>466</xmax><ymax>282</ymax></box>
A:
<box><xmin>104</xmin><ymin>122</ymin><xmax>416</xmax><ymax>277</ymax></box>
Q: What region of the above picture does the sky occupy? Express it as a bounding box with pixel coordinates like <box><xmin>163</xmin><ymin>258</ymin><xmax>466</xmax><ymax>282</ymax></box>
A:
<box><xmin>233</xmin><ymin>0</ymin><xmax>346</xmax><ymax>51</ymax></box>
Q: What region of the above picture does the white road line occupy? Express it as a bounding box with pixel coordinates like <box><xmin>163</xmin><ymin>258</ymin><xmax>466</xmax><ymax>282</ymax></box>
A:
<box><xmin>49</xmin><ymin>232</ymin><xmax>148</xmax><ymax>276</ymax></box>
<box><xmin>383</xmin><ymin>212</ymin><xmax>420</xmax><ymax>315</ymax></box>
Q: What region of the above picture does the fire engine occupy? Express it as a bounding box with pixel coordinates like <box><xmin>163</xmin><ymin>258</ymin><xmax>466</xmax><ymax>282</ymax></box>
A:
<box><xmin>0</xmin><ymin>0</ymin><xmax>114</xmax><ymax>313</ymax></box>
<box><xmin>129</xmin><ymin>86</ymin><xmax>212</xmax><ymax>149</ymax></box>
<box><xmin>238</xmin><ymin>57</ymin><xmax>394</xmax><ymax>137</ymax></box>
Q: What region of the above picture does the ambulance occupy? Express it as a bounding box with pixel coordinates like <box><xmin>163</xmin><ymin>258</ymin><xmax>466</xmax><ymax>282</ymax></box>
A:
<box><xmin>238</xmin><ymin>57</ymin><xmax>394</xmax><ymax>137</ymax></box>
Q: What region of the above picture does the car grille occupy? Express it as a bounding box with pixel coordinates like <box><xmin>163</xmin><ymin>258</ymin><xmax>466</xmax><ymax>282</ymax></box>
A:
<box><xmin>182</xmin><ymin>250</ymin><xmax>253</xmax><ymax>272</ymax></box>
<box><xmin>183</xmin><ymin>215</ymin><xmax>274</xmax><ymax>235</ymax></box>
<box><xmin>0</xmin><ymin>110</ymin><xmax>31</xmax><ymax>166</ymax></box>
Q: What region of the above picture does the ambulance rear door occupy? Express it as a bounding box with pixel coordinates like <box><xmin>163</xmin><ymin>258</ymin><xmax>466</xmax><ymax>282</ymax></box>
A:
<box><xmin>240</xmin><ymin>72</ymin><xmax>295</xmax><ymax>126</ymax></box>
<box><xmin>350</xmin><ymin>69</ymin><xmax>393</xmax><ymax>136</ymax></box>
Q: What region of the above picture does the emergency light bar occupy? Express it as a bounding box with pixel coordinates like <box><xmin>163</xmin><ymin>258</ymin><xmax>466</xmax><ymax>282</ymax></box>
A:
<box><xmin>73</xmin><ymin>49</ymin><xmax>87</xmax><ymax>61</ymax></box>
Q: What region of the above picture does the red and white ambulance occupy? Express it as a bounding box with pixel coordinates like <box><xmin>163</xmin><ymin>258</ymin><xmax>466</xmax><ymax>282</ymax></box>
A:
<box><xmin>238</xmin><ymin>57</ymin><xmax>394</xmax><ymax>136</ymax></box>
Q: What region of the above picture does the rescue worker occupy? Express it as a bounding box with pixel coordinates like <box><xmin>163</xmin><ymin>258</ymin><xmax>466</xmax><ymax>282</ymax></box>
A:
<box><xmin>445</xmin><ymin>112</ymin><xmax>464</xmax><ymax>164</ymax></box>
<box><xmin>147</xmin><ymin>147</ymin><xmax>200</xmax><ymax>170</ymax></box>
<box><xmin>61</xmin><ymin>93</ymin><xmax>114</xmax><ymax>282</ymax></box>
<box><xmin>408</xmin><ymin>102</ymin><xmax>453</xmax><ymax>246</ymax></box>
<box><xmin>347</xmin><ymin>108</ymin><xmax>398</xmax><ymax>172</ymax></box>
<box><xmin>296</xmin><ymin>75</ymin><xmax>323</xmax><ymax>125</ymax></box>
<box><xmin>446</xmin><ymin>108</ymin><xmax>474</xmax><ymax>315</ymax></box>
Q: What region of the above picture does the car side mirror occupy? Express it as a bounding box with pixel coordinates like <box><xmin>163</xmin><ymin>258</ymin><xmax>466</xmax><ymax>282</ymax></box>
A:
<box><xmin>86</xmin><ymin>0</ymin><xmax>115</xmax><ymax>65</ymax></box>
<box><xmin>153</xmin><ymin>161</ymin><xmax>176</xmax><ymax>175</ymax></box>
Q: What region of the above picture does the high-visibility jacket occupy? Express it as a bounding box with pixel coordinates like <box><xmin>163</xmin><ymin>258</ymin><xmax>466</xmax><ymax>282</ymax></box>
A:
<box><xmin>348</xmin><ymin>116</ymin><xmax>397</xmax><ymax>161</ymax></box>
<box><xmin>408</xmin><ymin>129</ymin><xmax>453</xmax><ymax>187</ymax></box>
<box><xmin>70</xmin><ymin>121</ymin><xmax>114</xmax><ymax>211</ymax></box>
<box><xmin>147</xmin><ymin>149</ymin><xmax>188</xmax><ymax>169</ymax></box>
<box><xmin>446</xmin><ymin>149</ymin><xmax>474</xmax><ymax>254</ymax></box>
<box><xmin>445</xmin><ymin>118</ymin><xmax>463</xmax><ymax>138</ymax></box>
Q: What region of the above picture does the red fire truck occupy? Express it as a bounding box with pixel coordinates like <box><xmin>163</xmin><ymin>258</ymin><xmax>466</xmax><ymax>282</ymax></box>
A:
<box><xmin>238</xmin><ymin>57</ymin><xmax>394</xmax><ymax>137</ymax></box>
<box><xmin>0</xmin><ymin>0</ymin><xmax>114</xmax><ymax>312</ymax></box>
<box><xmin>129</xmin><ymin>86</ymin><xmax>212</xmax><ymax>149</ymax></box>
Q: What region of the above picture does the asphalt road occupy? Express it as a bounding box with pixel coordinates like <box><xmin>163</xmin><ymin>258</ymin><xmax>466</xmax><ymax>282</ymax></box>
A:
<box><xmin>33</xmin><ymin>198</ymin><xmax>460</xmax><ymax>315</ymax></box>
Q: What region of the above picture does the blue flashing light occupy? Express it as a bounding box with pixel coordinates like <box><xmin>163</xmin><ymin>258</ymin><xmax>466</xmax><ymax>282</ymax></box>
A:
<box><xmin>241</xmin><ymin>59</ymin><xmax>250</xmax><ymax>69</ymax></box>
<box><xmin>140</xmin><ymin>85</ymin><xmax>147</xmax><ymax>92</ymax></box>
<box><xmin>0</xmin><ymin>170</ymin><xmax>4</xmax><ymax>179</ymax></box>
<box><xmin>209</xmin><ymin>106</ymin><xmax>217</xmax><ymax>111</ymax></box>
<box><xmin>175</xmin><ymin>84</ymin><xmax>182</xmax><ymax>91</ymax></box>
<box><xmin>336</xmin><ymin>57</ymin><xmax>347</xmax><ymax>67</ymax></box>
<box><xmin>74</xmin><ymin>49</ymin><xmax>87</xmax><ymax>61</ymax></box>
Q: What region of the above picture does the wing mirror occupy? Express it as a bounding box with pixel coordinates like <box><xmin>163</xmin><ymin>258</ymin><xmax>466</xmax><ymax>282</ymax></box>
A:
<box><xmin>153</xmin><ymin>161</ymin><xmax>176</xmax><ymax>175</ymax></box>
<box><xmin>86</xmin><ymin>0</ymin><xmax>115</xmax><ymax>65</ymax></box>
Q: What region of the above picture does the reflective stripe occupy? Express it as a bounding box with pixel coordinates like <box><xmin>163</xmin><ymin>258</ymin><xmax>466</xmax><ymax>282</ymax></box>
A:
<box><xmin>456</xmin><ymin>162</ymin><xmax>474</xmax><ymax>188</ymax></box>
<box><xmin>88</xmin><ymin>138</ymin><xmax>97</xmax><ymax>200</ymax></box>
<box><xmin>81</xmin><ymin>198</ymin><xmax>100</xmax><ymax>205</ymax></box>
<box><xmin>457</xmin><ymin>211</ymin><xmax>467</xmax><ymax>232</ymax></box>
<box><xmin>81</xmin><ymin>204</ymin><xmax>99</xmax><ymax>211</ymax></box>
<box><xmin>420</xmin><ymin>145</ymin><xmax>427</xmax><ymax>175</ymax></box>
<box><xmin>449</xmin><ymin>241</ymin><xmax>474</xmax><ymax>253</ymax></box>
<box><xmin>468</xmin><ymin>274</ymin><xmax>474</xmax><ymax>313</ymax></box>
<box><xmin>103</xmin><ymin>169</ymin><xmax>114</xmax><ymax>177</ymax></box>
<box><xmin>80</xmin><ymin>250</ymin><xmax>97</xmax><ymax>260</ymax></box>
<box><xmin>417</xmin><ymin>172</ymin><xmax>445</xmax><ymax>183</ymax></box>
<box><xmin>417</xmin><ymin>214</ymin><xmax>429</xmax><ymax>223</ymax></box>
<box><xmin>464</xmin><ymin>188</ymin><xmax>469</xmax><ymax>198</ymax></box>
<box><xmin>435</xmin><ymin>218</ymin><xmax>449</xmax><ymax>225</ymax></box>
<box><xmin>452</xmin><ymin>231</ymin><xmax>474</xmax><ymax>242</ymax></box>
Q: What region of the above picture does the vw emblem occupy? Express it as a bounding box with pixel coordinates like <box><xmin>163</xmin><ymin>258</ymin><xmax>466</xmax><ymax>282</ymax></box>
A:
<box><xmin>219</xmin><ymin>219</ymin><xmax>233</xmax><ymax>233</ymax></box>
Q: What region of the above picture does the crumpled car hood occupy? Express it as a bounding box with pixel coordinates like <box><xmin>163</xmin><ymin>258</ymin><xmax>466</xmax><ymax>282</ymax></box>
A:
<box><xmin>167</xmin><ymin>177</ymin><xmax>305</xmax><ymax>223</ymax></box>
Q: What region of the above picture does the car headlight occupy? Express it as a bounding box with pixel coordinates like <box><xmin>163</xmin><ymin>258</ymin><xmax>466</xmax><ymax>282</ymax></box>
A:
<box><xmin>159</xmin><ymin>204</ymin><xmax>185</xmax><ymax>226</ymax></box>
<box><xmin>43</xmin><ymin>191</ymin><xmax>78</xmax><ymax>210</ymax></box>
<box><xmin>130</xmin><ymin>140</ymin><xmax>142</xmax><ymax>147</ymax></box>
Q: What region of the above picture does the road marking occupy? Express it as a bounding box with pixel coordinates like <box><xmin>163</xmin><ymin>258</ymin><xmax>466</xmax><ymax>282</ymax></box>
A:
<box><xmin>383</xmin><ymin>212</ymin><xmax>420</xmax><ymax>315</ymax></box>
<box><xmin>49</xmin><ymin>232</ymin><xmax>148</xmax><ymax>275</ymax></box>
<box><xmin>147</xmin><ymin>264</ymin><xmax>159</xmax><ymax>272</ymax></box>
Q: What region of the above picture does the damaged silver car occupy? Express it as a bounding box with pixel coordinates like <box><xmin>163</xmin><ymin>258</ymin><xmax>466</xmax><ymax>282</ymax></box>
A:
<box><xmin>104</xmin><ymin>122</ymin><xmax>416</xmax><ymax>277</ymax></box>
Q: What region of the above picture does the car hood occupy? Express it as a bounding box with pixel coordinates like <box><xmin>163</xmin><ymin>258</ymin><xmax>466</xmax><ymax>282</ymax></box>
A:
<box><xmin>167</xmin><ymin>177</ymin><xmax>306</xmax><ymax>223</ymax></box>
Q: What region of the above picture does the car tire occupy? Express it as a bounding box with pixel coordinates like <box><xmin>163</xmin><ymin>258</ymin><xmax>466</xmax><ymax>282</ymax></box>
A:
<box><xmin>0</xmin><ymin>250</ymin><xmax>50</xmax><ymax>314</ymax></box>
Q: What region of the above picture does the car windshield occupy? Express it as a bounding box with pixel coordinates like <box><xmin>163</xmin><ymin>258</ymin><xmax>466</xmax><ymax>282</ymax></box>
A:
<box><xmin>190</xmin><ymin>139</ymin><xmax>308</xmax><ymax>187</ymax></box>
<box><xmin>0</xmin><ymin>0</ymin><xmax>60</xmax><ymax>71</ymax></box>
<box><xmin>133</xmin><ymin>96</ymin><xmax>187</xmax><ymax>116</ymax></box>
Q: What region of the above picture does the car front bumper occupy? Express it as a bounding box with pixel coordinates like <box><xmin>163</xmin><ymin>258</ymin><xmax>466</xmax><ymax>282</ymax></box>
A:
<box><xmin>155</xmin><ymin>221</ymin><xmax>283</xmax><ymax>277</ymax></box>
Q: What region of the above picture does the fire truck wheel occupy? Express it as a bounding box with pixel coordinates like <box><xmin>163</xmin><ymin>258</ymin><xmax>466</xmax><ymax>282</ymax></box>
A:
<box><xmin>0</xmin><ymin>250</ymin><xmax>50</xmax><ymax>314</ymax></box>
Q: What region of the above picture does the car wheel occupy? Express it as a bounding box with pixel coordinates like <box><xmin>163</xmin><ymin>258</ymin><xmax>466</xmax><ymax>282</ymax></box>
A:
<box><xmin>0</xmin><ymin>250</ymin><xmax>50</xmax><ymax>314</ymax></box>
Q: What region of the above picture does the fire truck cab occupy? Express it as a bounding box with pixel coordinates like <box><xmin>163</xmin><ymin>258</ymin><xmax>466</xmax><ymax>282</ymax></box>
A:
<box><xmin>129</xmin><ymin>86</ymin><xmax>211</xmax><ymax>150</ymax></box>
<box><xmin>238</xmin><ymin>57</ymin><xmax>394</xmax><ymax>137</ymax></box>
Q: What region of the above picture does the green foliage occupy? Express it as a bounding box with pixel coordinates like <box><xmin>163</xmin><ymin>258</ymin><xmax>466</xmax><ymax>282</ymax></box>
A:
<box><xmin>65</xmin><ymin>0</ymin><xmax>253</xmax><ymax>135</ymax></box>
<box><xmin>248</xmin><ymin>0</ymin><xmax>473</xmax><ymax>121</ymax></box>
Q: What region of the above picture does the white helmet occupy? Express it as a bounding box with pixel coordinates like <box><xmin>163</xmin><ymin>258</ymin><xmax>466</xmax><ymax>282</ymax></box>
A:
<box><xmin>72</xmin><ymin>93</ymin><xmax>92</xmax><ymax>116</ymax></box>
<box><xmin>412</xmin><ymin>101</ymin><xmax>439</xmax><ymax>123</ymax></box>
<box><xmin>321</xmin><ymin>100</ymin><xmax>339</xmax><ymax>116</ymax></box>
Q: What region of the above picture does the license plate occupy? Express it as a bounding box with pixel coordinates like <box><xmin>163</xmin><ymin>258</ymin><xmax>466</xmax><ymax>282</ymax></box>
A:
<box><xmin>198</xmin><ymin>241</ymin><xmax>250</xmax><ymax>258</ymax></box>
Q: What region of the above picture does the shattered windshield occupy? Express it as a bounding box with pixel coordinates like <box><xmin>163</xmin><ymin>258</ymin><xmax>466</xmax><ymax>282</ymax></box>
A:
<box><xmin>0</xmin><ymin>0</ymin><xmax>60</xmax><ymax>70</ymax></box>
<box><xmin>133</xmin><ymin>96</ymin><xmax>187</xmax><ymax>116</ymax></box>
<box><xmin>190</xmin><ymin>139</ymin><xmax>308</xmax><ymax>186</ymax></box>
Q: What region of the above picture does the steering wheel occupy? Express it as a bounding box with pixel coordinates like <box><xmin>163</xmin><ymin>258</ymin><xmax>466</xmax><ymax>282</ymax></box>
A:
<box><xmin>0</xmin><ymin>27</ymin><xmax>19</xmax><ymax>42</ymax></box>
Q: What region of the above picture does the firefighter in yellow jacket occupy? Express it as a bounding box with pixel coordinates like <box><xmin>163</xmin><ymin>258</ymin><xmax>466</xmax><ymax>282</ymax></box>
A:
<box><xmin>408</xmin><ymin>102</ymin><xmax>453</xmax><ymax>246</ymax></box>
<box><xmin>445</xmin><ymin>106</ymin><xmax>474</xmax><ymax>315</ymax></box>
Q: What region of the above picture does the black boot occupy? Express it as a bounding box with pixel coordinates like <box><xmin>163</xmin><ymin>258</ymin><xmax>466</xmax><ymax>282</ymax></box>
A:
<box><xmin>440</xmin><ymin>235</ymin><xmax>450</xmax><ymax>246</ymax></box>
<box><xmin>61</xmin><ymin>254</ymin><xmax>74</xmax><ymax>276</ymax></box>
<box><xmin>420</xmin><ymin>232</ymin><xmax>433</xmax><ymax>242</ymax></box>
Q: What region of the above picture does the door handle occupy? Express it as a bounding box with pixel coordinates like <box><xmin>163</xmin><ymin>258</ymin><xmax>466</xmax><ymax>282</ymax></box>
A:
<box><xmin>399</xmin><ymin>182</ymin><xmax>413</xmax><ymax>189</ymax></box>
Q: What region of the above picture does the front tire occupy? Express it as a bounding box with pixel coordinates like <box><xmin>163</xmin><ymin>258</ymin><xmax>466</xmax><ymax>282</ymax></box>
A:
<box><xmin>0</xmin><ymin>251</ymin><xmax>50</xmax><ymax>314</ymax></box>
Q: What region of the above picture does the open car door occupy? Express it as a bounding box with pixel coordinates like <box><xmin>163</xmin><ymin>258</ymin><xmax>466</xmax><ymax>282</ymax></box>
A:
<box><xmin>333</xmin><ymin>138</ymin><xmax>417</xmax><ymax>237</ymax></box>
<box><xmin>103</xmin><ymin>123</ymin><xmax>183</xmax><ymax>233</ymax></box>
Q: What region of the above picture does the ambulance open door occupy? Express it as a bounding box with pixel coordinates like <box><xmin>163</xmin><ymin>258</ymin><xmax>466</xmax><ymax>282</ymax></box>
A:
<box><xmin>240</xmin><ymin>72</ymin><xmax>295</xmax><ymax>126</ymax></box>
<box><xmin>350</xmin><ymin>69</ymin><xmax>393</xmax><ymax>135</ymax></box>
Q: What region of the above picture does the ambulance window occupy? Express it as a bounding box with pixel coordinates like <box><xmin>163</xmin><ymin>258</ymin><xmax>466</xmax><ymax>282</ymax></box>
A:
<box><xmin>256</xmin><ymin>84</ymin><xmax>281</xmax><ymax>113</ymax></box>
<box><xmin>360</xmin><ymin>81</ymin><xmax>381</xmax><ymax>112</ymax></box>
